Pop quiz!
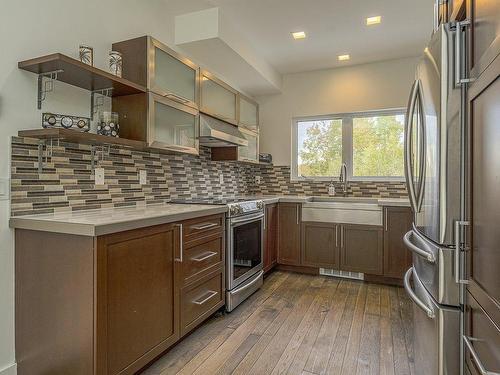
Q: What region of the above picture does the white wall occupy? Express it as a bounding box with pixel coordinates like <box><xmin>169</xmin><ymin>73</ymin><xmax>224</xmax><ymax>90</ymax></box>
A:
<box><xmin>256</xmin><ymin>56</ymin><xmax>419</xmax><ymax>166</ymax></box>
<box><xmin>0</xmin><ymin>1</ymin><xmax>224</xmax><ymax>373</ymax></box>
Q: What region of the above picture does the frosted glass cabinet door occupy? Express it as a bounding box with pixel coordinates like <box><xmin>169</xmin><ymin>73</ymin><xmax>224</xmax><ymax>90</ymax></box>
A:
<box><xmin>148</xmin><ymin>94</ymin><xmax>199</xmax><ymax>155</ymax></box>
<box><xmin>150</xmin><ymin>39</ymin><xmax>199</xmax><ymax>109</ymax></box>
<box><xmin>238</xmin><ymin>129</ymin><xmax>259</xmax><ymax>162</ymax></box>
<box><xmin>200</xmin><ymin>71</ymin><xmax>238</xmax><ymax>125</ymax></box>
<box><xmin>239</xmin><ymin>95</ymin><xmax>259</xmax><ymax>131</ymax></box>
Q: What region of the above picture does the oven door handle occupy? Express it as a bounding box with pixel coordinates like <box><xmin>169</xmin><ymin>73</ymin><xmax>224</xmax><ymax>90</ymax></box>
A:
<box><xmin>229</xmin><ymin>212</ymin><xmax>264</xmax><ymax>225</ymax></box>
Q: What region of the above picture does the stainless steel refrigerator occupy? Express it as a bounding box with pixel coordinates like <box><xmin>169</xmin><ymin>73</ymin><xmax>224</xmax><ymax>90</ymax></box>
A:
<box><xmin>403</xmin><ymin>22</ymin><xmax>468</xmax><ymax>375</ymax></box>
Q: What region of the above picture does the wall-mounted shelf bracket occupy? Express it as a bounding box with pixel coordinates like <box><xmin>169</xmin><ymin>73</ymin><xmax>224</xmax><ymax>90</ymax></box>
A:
<box><xmin>90</xmin><ymin>88</ymin><xmax>113</xmax><ymax>120</ymax></box>
<box><xmin>37</xmin><ymin>69</ymin><xmax>64</xmax><ymax>109</ymax></box>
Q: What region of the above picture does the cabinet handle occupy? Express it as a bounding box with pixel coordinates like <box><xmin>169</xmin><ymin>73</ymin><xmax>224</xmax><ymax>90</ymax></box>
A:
<box><xmin>340</xmin><ymin>226</ymin><xmax>344</xmax><ymax>248</ymax></box>
<box><xmin>193</xmin><ymin>290</ymin><xmax>218</xmax><ymax>305</ymax></box>
<box><xmin>384</xmin><ymin>208</ymin><xmax>388</xmax><ymax>231</ymax></box>
<box><xmin>455</xmin><ymin>220</ymin><xmax>470</xmax><ymax>284</ymax></box>
<box><xmin>296</xmin><ymin>206</ymin><xmax>300</xmax><ymax>225</ymax></box>
<box><xmin>190</xmin><ymin>222</ymin><xmax>218</xmax><ymax>230</ymax></box>
<box><xmin>164</xmin><ymin>93</ymin><xmax>190</xmax><ymax>104</ymax></box>
<box><xmin>175</xmin><ymin>224</ymin><xmax>183</xmax><ymax>262</ymax></box>
<box><xmin>455</xmin><ymin>20</ymin><xmax>475</xmax><ymax>86</ymax></box>
<box><xmin>335</xmin><ymin>226</ymin><xmax>338</xmax><ymax>247</ymax></box>
<box><xmin>192</xmin><ymin>251</ymin><xmax>217</xmax><ymax>262</ymax></box>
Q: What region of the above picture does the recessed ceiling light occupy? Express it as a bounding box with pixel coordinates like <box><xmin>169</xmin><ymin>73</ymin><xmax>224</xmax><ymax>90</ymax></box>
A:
<box><xmin>338</xmin><ymin>54</ymin><xmax>350</xmax><ymax>61</ymax></box>
<box><xmin>366</xmin><ymin>16</ymin><xmax>382</xmax><ymax>25</ymax></box>
<box><xmin>292</xmin><ymin>31</ymin><xmax>306</xmax><ymax>40</ymax></box>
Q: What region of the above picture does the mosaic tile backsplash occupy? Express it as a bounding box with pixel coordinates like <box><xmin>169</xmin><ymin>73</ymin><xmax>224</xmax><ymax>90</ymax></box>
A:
<box><xmin>10</xmin><ymin>136</ymin><xmax>407</xmax><ymax>216</ymax></box>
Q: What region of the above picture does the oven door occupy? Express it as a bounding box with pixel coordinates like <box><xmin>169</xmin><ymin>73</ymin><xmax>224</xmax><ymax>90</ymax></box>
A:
<box><xmin>227</xmin><ymin>212</ymin><xmax>264</xmax><ymax>290</ymax></box>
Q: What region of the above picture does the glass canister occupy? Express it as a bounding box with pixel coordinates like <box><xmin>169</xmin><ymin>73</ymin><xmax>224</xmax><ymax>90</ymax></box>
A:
<box><xmin>97</xmin><ymin>112</ymin><xmax>120</xmax><ymax>137</ymax></box>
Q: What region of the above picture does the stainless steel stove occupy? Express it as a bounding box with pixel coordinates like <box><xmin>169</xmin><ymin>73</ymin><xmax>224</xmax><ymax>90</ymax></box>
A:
<box><xmin>171</xmin><ymin>197</ymin><xmax>265</xmax><ymax>311</ymax></box>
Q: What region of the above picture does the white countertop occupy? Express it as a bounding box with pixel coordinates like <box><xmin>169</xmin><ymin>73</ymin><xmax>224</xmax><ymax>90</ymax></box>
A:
<box><xmin>10</xmin><ymin>203</ymin><xmax>228</xmax><ymax>237</ymax></box>
<box><xmin>10</xmin><ymin>196</ymin><xmax>410</xmax><ymax>237</ymax></box>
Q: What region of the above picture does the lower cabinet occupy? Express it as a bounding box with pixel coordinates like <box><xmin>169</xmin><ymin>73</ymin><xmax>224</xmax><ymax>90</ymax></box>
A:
<box><xmin>264</xmin><ymin>203</ymin><xmax>278</xmax><ymax>273</ymax></box>
<box><xmin>278</xmin><ymin>203</ymin><xmax>301</xmax><ymax>266</ymax></box>
<box><xmin>340</xmin><ymin>224</ymin><xmax>384</xmax><ymax>275</ymax></box>
<box><xmin>301</xmin><ymin>222</ymin><xmax>339</xmax><ymax>268</ymax></box>
<box><xmin>383</xmin><ymin>206</ymin><xmax>412</xmax><ymax>278</ymax></box>
<box><xmin>96</xmin><ymin>224</ymin><xmax>181</xmax><ymax>375</ymax></box>
<box><xmin>15</xmin><ymin>213</ymin><xmax>225</xmax><ymax>375</ymax></box>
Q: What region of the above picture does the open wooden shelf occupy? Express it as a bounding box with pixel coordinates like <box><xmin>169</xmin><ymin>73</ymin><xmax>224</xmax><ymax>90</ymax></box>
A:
<box><xmin>18</xmin><ymin>53</ymin><xmax>146</xmax><ymax>96</ymax></box>
<box><xmin>18</xmin><ymin>128</ymin><xmax>148</xmax><ymax>150</ymax></box>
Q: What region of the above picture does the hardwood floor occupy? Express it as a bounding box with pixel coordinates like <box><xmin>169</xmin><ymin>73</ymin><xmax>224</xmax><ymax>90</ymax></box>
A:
<box><xmin>141</xmin><ymin>271</ymin><xmax>414</xmax><ymax>375</ymax></box>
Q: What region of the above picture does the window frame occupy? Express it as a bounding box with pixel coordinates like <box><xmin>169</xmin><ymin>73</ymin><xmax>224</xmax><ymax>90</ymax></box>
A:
<box><xmin>291</xmin><ymin>108</ymin><xmax>406</xmax><ymax>182</ymax></box>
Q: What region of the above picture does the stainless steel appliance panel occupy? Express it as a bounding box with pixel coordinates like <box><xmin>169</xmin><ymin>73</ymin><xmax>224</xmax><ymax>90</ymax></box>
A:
<box><xmin>405</xmin><ymin>24</ymin><xmax>463</xmax><ymax>246</ymax></box>
<box><xmin>404</xmin><ymin>227</ymin><xmax>459</xmax><ymax>306</ymax></box>
<box><xmin>404</xmin><ymin>267</ymin><xmax>461</xmax><ymax>375</ymax></box>
<box><xmin>226</xmin><ymin>211</ymin><xmax>264</xmax><ymax>291</ymax></box>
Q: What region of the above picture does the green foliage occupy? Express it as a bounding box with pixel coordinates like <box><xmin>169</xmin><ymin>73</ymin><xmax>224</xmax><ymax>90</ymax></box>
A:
<box><xmin>353</xmin><ymin>115</ymin><xmax>404</xmax><ymax>177</ymax></box>
<box><xmin>298</xmin><ymin>115</ymin><xmax>404</xmax><ymax>178</ymax></box>
<box><xmin>298</xmin><ymin>120</ymin><xmax>342</xmax><ymax>177</ymax></box>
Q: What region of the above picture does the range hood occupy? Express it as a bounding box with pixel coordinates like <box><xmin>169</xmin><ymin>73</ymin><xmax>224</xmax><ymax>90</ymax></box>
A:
<box><xmin>199</xmin><ymin>114</ymin><xmax>248</xmax><ymax>147</ymax></box>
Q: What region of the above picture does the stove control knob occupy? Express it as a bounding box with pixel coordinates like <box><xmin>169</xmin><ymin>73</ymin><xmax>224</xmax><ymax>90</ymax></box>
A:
<box><xmin>229</xmin><ymin>205</ymin><xmax>240</xmax><ymax>216</ymax></box>
<box><xmin>257</xmin><ymin>201</ymin><xmax>264</xmax><ymax>210</ymax></box>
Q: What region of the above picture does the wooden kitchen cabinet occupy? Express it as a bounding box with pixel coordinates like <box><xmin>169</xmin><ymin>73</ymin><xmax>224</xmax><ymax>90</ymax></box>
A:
<box><xmin>301</xmin><ymin>222</ymin><xmax>339</xmax><ymax>268</ymax></box>
<box><xmin>15</xmin><ymin>213</ymin><xmax>225</xmax><ymax>375</ymax></box>
<box><xmin>467</xmin><ymin>0</ymin><xmax>500</xmax><ymax>79</ymax></box>
<box><xmin>96</xmin><ymin>224</ymin><xmax>181</xmax><ymax>375</ymax></box>
<box><xmin>278</xmin><ymin>203</ymin><xmax>301</xmax><ymax>266</ymax></box>
<box><xmin>264</xmin><ymin>203</ymin><xmax>278</xmax><ymax>273</ymax></box>
<box><xmin>340</xmin><ymin>224</ymin><xmax>384</xmax><ymax>275</ymax></box>
<box><xmin>383</xmin><ymin>206</ymin><xmax>413</xmax><ymax>278</ymax></box>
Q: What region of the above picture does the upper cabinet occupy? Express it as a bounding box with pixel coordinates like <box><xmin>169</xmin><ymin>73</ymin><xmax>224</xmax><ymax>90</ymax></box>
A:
<box><xmin>200</xmin><ymin>70</ymin><xmax>238</xmax><ymax>125</ymax></box>
<box><xmin>239</xmin><ymin>128</ymin><xmax>259</xmax><ymax>163</ymax></box>
<box><xmin>238</xmin><ymin>94</ymin><xmax>259</xmax><ymax>131</ymax></box>
<box><xmin>112</xmin><ymin>36</ymin><xmax>199</xmax><ymax>109</ymax></box>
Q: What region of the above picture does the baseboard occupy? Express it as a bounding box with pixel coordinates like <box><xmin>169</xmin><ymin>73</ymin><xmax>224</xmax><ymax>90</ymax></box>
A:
<box><xmin>0</xmin><ymin>363</ymin><xmax>17</xmax><ymax>375</ymax></box>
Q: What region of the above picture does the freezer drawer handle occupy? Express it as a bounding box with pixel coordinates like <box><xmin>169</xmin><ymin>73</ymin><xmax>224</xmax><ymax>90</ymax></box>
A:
<box><xmin>463</xmin><ymin>335</ymin><xmax>500</xmax><ymax>375</ymax></box>
<box><xmin>403</xmin><ymin>231</ymin><xmax>436</xmax><ymax>263</ymax></box>
<box><xmin>403</xmin><ymin>267</ymin><xmax>435</xmax><ymax>319</ymax></box>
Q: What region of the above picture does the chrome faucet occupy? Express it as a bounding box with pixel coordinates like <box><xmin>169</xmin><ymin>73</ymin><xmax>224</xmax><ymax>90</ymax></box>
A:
<box><xmin>339</xmin><ymin>163</ymin><xmax>348</xmax><ymax>196</ymax></box>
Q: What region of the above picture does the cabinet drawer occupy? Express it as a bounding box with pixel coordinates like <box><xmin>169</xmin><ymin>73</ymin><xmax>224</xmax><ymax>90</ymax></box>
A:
<box><xmin>181</xmin><ymin>271</ymin><xmax>224</xmax><ymax>335</ymax></box>
<box><xmin>183</xmin><ymin>214</ymin><xmax>224</xmax><ymax>242</ymax></box>
<box><xmin>182</xmin><ymin>234</ymin><xmax>223</xmax><ymax>285</ymax></box>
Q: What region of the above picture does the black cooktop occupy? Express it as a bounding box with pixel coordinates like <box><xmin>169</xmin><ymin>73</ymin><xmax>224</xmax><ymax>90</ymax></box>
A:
<box><xmin>170</xmin><ymin>197</ymin><xmax>253</xmax><ymax>205</ymax></box>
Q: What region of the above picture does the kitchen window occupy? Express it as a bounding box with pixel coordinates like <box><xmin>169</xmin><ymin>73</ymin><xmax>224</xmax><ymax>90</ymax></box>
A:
<box><xmin>292</xmin><ymin>109</ymin><xmax>405</xmax><ymax>181</ymax></box>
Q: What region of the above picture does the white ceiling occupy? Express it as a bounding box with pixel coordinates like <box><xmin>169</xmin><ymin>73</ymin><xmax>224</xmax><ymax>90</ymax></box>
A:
<box><xmin>203</xmin><ymin>0</ymin><xmax>434</xmax><ymax>74</ymax></box>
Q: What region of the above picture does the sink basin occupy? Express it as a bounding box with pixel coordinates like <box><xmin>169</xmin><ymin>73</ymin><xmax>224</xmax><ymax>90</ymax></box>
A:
<box><xmin>302</xmin><ymin>197</ymin><xmax>382</xmax><ymax>226</ymax></box>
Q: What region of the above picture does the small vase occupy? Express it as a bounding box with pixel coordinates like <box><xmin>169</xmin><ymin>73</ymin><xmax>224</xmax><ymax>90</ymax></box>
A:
<box><xmin>79</xmin><ymin>45</ymin><xmax>94</xmax><ymax>66</ymax></box>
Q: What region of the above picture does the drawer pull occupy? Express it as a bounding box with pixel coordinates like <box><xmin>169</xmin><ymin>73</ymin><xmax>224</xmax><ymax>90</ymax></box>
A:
<box><xmin>193</xmin><ymin>290</ymin><xmax>218</xmax><ymax>305</ymax></box>
<box><xmin>190</xmin><ymin>222</ymin><xmax>218</xmax><ymax>230</ymax></box>
<box><xmin>463</xmin><ymin>335</ymin><xmax>500</xmax><ymax>375</ymax></box>
<box><xmin>192</xmin><ymin>251</ymin><xmax>217</xmax><ymax>262</ymax></box>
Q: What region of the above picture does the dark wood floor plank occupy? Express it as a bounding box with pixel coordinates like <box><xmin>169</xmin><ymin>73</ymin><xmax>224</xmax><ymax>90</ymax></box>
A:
<box><xmin>285</xmin><ymin>278</ymin><xmax>340</xmax><ymax>375</ymax></box>
<box><xmin>140</xmin><ymin>272</ymin><xmax>414</xmax><ymax>375</ymax></box>
<box><xmin>339</xmin><ymin>283</ymin><xmax>368</xmax><ymax>375</ymax></box>
<box><xmin>247</xmin><ymin>277</ymin><xmax>322</xmax><ymax>374</ymax></box>
<box><xmin>325</xmin><ymin>281</ymin><xmax>361</xmax><ymax>374</ymax></box>
<box><xmin>389</xmin><ymin>287</ymin><xmax>411</xmax><ymax>375</ymax></box>
<box><xmin>272</xmin><ymin>278</ymin><xmax>339</xmax><ymax>374</ymax></box>
<box><xmin>303</xmin><ymin>279</ymin><xmax>349</xmax><ymax>374</ymax></box>
<box><xmin>379</xmin><ymin>286</ymin><xmax>395</xmax><ymax>375</ymax></box>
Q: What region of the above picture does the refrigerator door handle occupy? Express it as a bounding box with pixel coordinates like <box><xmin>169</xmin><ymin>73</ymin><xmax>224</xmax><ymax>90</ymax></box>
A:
<box><xmin>455</xmin><ymin>220</ymin><xmax>470</xmax><ymax>284</ymax></box>
<box><xmin>404</xmin><ymin>267</ymin><xmax>435</xmax><ymax>319</ymax></box>
<box><xmin>403</xmin><ymin>230</ymin><xmax>436</xmax><ymax>263</ymax></box>
<box><xmin>455</xmin><ymin>20</ymin><xmax>475</xmax><ymax>86</ymax></box>
<box><xmin>463</xmin><ymin>336</ymin><xmax>500</xmax><ymax>375</ymax></box>
<box><xmin>415</xmin><ymin>87</ymin><xmax>426</xmax><ymax>213</ymax></box>
<box><xmin>404</xmin><ymin>79</ymin><xmax>420</xmax><ymax>213</ymax></box>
